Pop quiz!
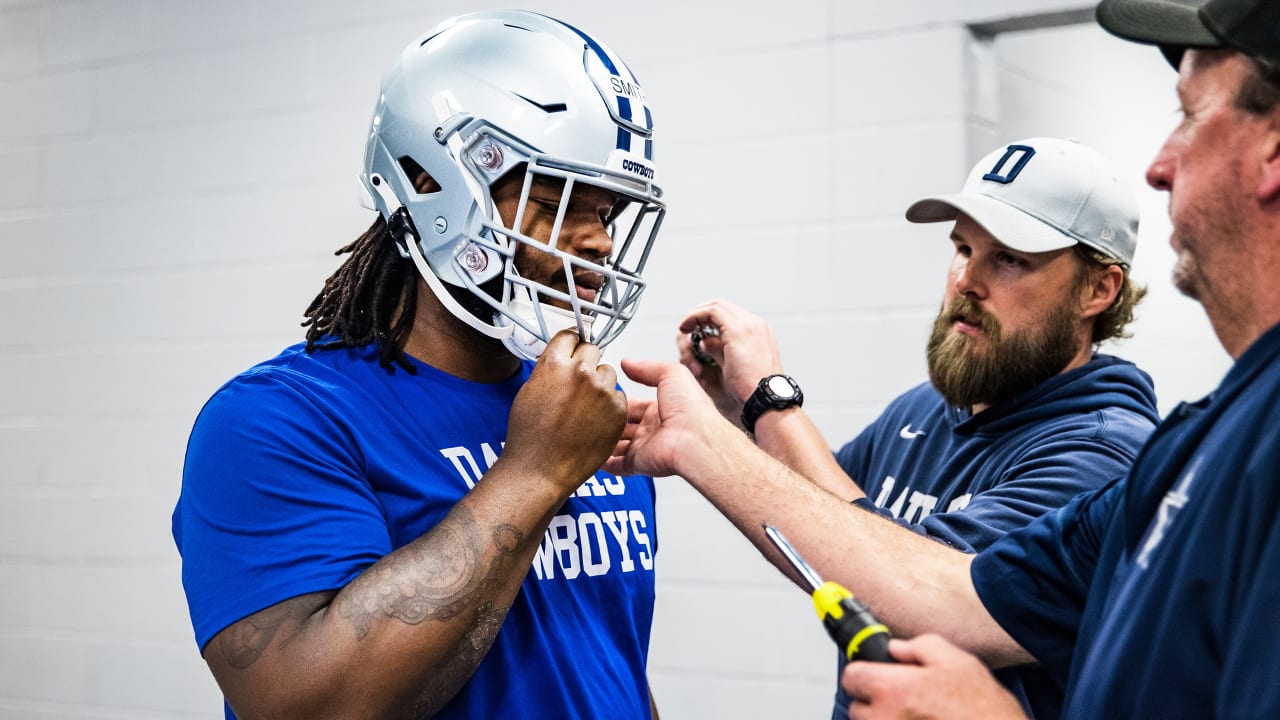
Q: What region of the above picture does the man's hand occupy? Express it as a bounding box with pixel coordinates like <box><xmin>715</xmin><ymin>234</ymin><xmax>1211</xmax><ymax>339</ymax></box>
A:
<box><xmin>604</xmin><ymin>358</ymin><xmax>738</xmax><ymax>479</ymax></box>
<box><xmin>505</xmin><ymin>329</ymin><xmax>627</xmax><ymax>490</ymax></box>
<box><xmin>842</xmin><ymin>635</ymin><xmax>1027</xmax><ymax>720</ymax></box>
<box><xmin>677</xmin><ymin>299</ymin><xmax>785</xmax><ymax>425</ymax></box>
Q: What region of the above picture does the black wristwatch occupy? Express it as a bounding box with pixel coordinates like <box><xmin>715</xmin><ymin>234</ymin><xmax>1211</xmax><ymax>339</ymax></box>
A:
<box><xmin>740</xmin><ymin>374</ymin><xmax>804</xmax><ymax>434</ymax></box>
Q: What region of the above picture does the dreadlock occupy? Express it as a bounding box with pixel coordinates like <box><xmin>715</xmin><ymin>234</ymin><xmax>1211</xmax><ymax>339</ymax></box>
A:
<box><xmin>302</xmin><ymin>216</ymin><xmax>419</xmax><ymax>372</ymax></box>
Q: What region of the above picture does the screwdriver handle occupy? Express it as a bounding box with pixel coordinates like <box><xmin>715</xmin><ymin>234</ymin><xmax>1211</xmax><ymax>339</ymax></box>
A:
<box><xmin>813</xmin><ymin>582</ymin><xmax>894</xmax><ymax>663</ymax></box>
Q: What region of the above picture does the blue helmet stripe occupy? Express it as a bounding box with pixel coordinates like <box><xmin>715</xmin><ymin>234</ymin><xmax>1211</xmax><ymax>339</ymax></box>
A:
<box><xmin>547</xmin><ymin>16</ymin><xmax>638</xmax><ymax>127</ymax></box>
<box><xmin>541</xmin><ymin>14</ymin><xmax>649</xmax><ymax>152</ymax></box>
<box><xmin>550</xmin><ymin>16</ymin><xmax>624</xmax><ymax>76</ymax></box>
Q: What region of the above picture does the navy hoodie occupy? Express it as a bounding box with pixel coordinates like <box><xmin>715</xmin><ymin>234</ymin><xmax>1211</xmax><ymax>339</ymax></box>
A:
<box><xmin>831</xmin><ymin>353</ymin><xmax>1159</xmax><ymax>719</ymax></box>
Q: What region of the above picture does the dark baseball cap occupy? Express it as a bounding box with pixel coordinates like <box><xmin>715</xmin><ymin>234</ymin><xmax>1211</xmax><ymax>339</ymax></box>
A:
<box><xmin>1096</xmin><ymin>0</ymin><xmax>1280</xmax><ymax>70</ymax></box>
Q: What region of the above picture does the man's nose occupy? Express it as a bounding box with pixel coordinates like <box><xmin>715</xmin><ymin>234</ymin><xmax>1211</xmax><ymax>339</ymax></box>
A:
<box><xmin>1146</xmin><ymin>156</ymin><xmax>1173</xmax><ymax>192</ymax></box>
<box><xmin>1146</xmin><ymin>135</ymin><xmax>1176</xmax><ymax>192</ymax></box>
<box><xmin>952</xmin><ymin>259</ymin><xmax>986</xmax><ymax>299</ymax></box>
<box><xmin>564</xmin><ymin>211</ymin><xmax>613</xmax><ymax>261</ymax></box>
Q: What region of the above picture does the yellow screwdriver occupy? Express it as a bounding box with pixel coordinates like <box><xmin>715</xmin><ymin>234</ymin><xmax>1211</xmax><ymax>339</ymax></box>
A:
<box><xmin>763</xmin><ymin>523</ymin><xmax>894</xmax><ymax>663</ymax></box>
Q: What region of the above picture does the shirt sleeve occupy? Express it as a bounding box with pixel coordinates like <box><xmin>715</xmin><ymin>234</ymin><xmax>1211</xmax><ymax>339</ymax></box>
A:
<box><xmin>173</xmin><ymin>372</ymin><xmax>392</xmax><ymax>650</ymax></box>
<box><xmin>971</xmin><ymin>476</ymin><xmax>1123</xmax><ymax>681</ymax></box>
<box><xmin>915</xmin><ymin>434</ymin><xmax>1140</xmax><ymax>552</ymax></box>
<box><xmin>833</xmin><ymin>419</ymin><xmax>877</xmax><ymax>486</ymax></box>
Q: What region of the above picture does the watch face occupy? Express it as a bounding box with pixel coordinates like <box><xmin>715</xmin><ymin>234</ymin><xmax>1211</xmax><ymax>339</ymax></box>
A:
<box><xmin>766</xmin><ymin>375</ymin><xmax>797</xmax><ymax>400</ymax></box>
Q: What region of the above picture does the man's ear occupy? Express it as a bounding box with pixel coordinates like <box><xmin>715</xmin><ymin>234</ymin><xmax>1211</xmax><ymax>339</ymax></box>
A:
<box><xmin>1080</xmin><ymin>263</ymin><xmax>1124</xmax><ymax>320</ymax></box>
<box><xmin>1257</xmin><ymin>110</ymin><xmax>1280</xmax><ymax>203</ymax></box>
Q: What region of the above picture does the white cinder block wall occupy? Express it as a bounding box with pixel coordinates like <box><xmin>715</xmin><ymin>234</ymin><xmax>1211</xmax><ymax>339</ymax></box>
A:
<box><xmin>0</xmin><ymin>1</ymin><xmax>1228</xmax><ymax>718</ymax></box>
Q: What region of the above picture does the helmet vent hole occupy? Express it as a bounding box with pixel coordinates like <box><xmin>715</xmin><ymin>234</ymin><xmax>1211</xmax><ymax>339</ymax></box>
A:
<box><xmin>398</xmin><ymin>156</ymin><xmax>441</xmax><ymax>194</ymax></box>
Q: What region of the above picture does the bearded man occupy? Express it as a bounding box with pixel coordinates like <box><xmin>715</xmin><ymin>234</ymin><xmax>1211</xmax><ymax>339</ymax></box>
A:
<box><xmin>671</xmin><ymin>137</ymin><xmax>1159</xmax><ymax>720</ymax></box>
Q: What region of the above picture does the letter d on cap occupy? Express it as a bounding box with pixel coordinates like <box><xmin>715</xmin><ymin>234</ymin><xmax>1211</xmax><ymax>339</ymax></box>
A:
<box><xmin>982</xmin><ymin>145</ymin><xmax>1036</xmax><ymax>184</ymax></box>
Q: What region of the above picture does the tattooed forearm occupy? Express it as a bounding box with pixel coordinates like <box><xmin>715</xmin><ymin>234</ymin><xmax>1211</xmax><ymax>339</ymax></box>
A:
<box><xmin>329</xmin><ymin>507</ymin><xmax>526</xmax><ymax>717</ymax></box>
<box><xmin>214</xmin><ymin>591</ymin><xmax>333</xmax><ymax>670</ymax></box>
<box><xmin>336</xmin><ymin>506</ymin><xmax>526</xmax><ymax>640</ymax></box>
<box><xmin>202</xmin><ymin>508</ymin><xmax>537</xmax><ymax>719</ymax></box>
<box><xmin>409</xmin><ymin>601</ymin><xmax>510</xmax><ymax>719</ymax></box>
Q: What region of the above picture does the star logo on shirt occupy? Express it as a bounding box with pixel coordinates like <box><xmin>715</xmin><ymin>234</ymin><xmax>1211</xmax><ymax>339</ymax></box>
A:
<box><xmin>1135</xmin><ymin>456</ymin><xmax>1201</xmax><ymax>570</ymax></box>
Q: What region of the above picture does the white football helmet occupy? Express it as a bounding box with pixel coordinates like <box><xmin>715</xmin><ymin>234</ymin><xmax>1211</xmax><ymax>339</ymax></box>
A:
<box><xmin>359</xmin><ymin>10</ymin><xmax>666</xmax><ymax>360</ymax></box>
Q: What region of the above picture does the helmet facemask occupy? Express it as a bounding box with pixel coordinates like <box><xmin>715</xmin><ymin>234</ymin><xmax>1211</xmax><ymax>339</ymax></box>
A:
<box><xmin>478</xmin><ymin>143</ymin><xmax>665</xmax><ymax>360</ymax></box>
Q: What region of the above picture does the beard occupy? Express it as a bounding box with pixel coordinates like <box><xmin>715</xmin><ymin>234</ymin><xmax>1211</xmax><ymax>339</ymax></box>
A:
<box><xmin>926</xmin><ymin>296</ymin><xmax>1079</xmax><ymax>410</ymax></box>
<box><xmin>1171</xmin><ymin>248</ymin><xmax>1201</xmax><ymax>301</ymax></box>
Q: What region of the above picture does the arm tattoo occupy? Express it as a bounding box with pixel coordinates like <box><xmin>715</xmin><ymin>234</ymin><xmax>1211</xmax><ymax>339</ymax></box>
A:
<box><xmin>338</xmin><ymin>507</ymin><xmax>526</xmax><ymax>716</ymax></box>
<box><xmin>410</xmin><ymin>601</ymin><xmax>510</xmax><ymax>719</ymax></box>
<box><xmin>337</xmin><ymin>506</ymin><xmax>524</xmax><ymax>640</ymax></box>
<box><xmin>208</xmin><ymin>509</ymin><xmax>528</xmax><ymax>717</ymax></box>
<box><xmin>214</xmin><ymin>592</ymin><xmax>331</xmax><ymax>670</ymax></box>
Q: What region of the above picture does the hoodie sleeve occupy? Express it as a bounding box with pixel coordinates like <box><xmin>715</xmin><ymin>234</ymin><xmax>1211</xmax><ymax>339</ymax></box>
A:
<box><xmin>837</xmin><ymin>361</ymin><xmax>1157</xmax><ymax>553</ymax></box>
<box><xmin>917</xmin><ymin>435</ymin><xmax>1131</xmax><ymax>551</ymax></box>
<box><xmin>916</xmin><ymin>410</ymin><xmax>1154</xmax><ymax>552</ymax></box>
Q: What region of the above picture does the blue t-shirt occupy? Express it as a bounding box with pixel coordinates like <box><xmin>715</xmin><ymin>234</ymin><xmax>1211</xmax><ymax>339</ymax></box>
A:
<box><xmin>973</xmin><ymin>323</ymin><xmax>1280</xmax><ymax>718</ymax></box>
<box><xmin>172</xmin><ymin>341</ymin><xmax>657</xmax><ymax>719</ymax></box>
<box><xmin>834</xmin><ymin>355</ymin><xmax>1159</xmax><ymax>719</ymax></box>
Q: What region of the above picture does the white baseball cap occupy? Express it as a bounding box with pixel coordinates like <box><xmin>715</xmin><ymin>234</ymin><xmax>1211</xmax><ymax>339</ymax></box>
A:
<box><xmin>906</xmin><ymin>137</ymin><xmax>1139</xmax><ymax>266</ymax></box>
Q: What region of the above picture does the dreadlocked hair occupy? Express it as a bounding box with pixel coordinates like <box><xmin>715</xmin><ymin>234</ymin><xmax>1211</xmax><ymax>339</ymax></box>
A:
<box><xmin>302</xmin><ymin>216</ymin><xmax>418</xmax><ymax>372</ymax></box>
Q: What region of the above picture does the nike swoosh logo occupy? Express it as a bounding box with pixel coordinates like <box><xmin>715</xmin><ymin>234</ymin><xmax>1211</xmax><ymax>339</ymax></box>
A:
<box><xmin>899</xmin><ymin>424</ymin><xmax>926</xmax><ymax>440</ymax></box>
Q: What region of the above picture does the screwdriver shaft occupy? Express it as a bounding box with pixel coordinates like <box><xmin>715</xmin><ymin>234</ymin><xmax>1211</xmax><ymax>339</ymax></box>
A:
<box><xmin>763</xmin><ymin>524</ymin><xmax>824</xmax><ymax>592</ymax></box>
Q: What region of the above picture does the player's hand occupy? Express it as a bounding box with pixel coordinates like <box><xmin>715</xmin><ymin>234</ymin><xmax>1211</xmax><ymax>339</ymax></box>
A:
<box><xmin>842</xmin><ymin>635</ymin><xmax>1027</xmax><ymax>720</ymax></box>
<box><xmin>677</xmin><ymin>299</ymin><xmax>785</xmax><ymax>425</ymax></box>
<box><xmin>506</xmin><ymin>329</ymin><xmax>627</xmax><ymax>492</ymax></box>
<box><xmin>604</xmin><ymin>358</ymin><xmax>737</xmax><ymax>479</ymax></box>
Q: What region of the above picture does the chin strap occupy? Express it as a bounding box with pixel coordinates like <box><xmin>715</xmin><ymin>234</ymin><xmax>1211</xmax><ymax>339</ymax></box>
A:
<box><xmin>364</xmin><ymin>173</ymin><xmax>513</xmax><ymax>342</ymax></box>
<box><xmin>499</xmin><ymin>295</ymin><xmax>593</xmax><ymax>361</ymax></box>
